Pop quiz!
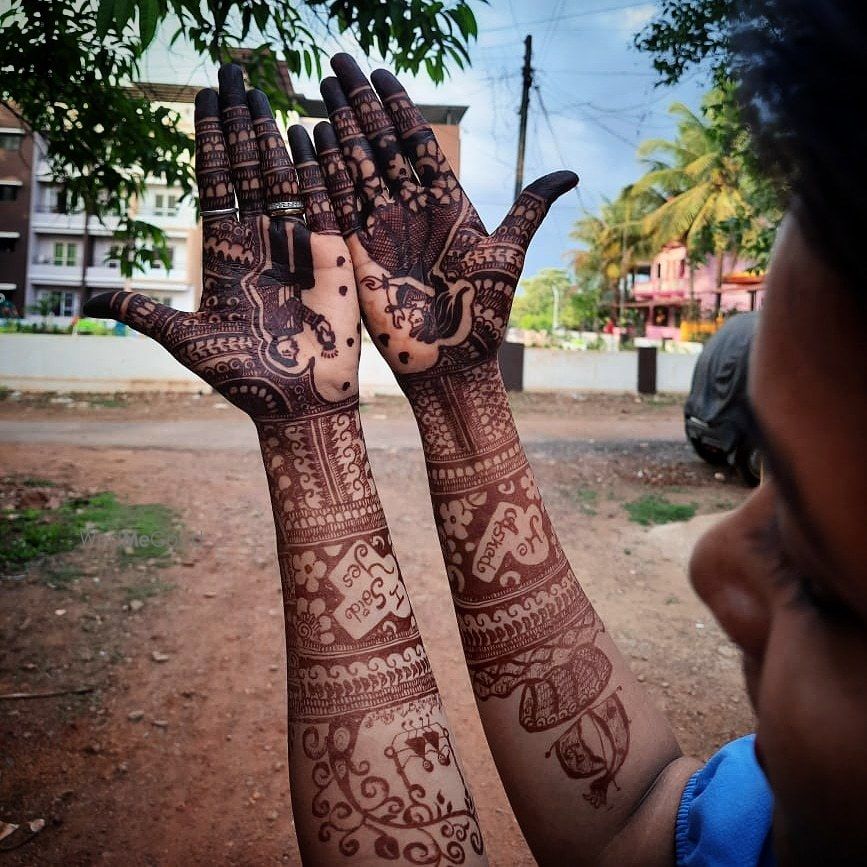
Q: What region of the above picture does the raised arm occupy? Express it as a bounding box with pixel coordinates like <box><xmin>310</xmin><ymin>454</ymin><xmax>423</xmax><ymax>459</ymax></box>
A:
<box><xmin>314</xmin><ymin>54</ymin><xmax>700</xmax><ymax>866</ymax></box>
<box><xmin>85</xmin><ymin>65</ymin><xmax>486</xmax><ymax>866</ymax></box>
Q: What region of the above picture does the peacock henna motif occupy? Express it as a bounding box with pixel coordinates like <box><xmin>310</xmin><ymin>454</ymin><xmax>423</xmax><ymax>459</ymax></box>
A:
<box><xmin>317</xmin><ymin>57</ymin><xmax>577</xmax><ymax>378</ymax></box>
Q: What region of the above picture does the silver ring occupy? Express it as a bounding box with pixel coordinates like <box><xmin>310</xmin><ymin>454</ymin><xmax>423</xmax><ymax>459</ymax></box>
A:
<box><xmin>201</xmin><ymin>207</ymin><xmax>237</xmax><ymax>217</ymax></box>
<box><xmin>268</xmin><ymin>208</ymin><xmax>305</xmax><ymax>220</ymax></box>
<box><xmin>270</xmin><ymin>199</ymin><xmax>304</xmax><ymax>212</ymax></box>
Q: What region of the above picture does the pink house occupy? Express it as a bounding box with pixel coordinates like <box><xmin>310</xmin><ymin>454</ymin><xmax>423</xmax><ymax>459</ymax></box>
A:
<box><xmin>630</xmin><ymin>243</ymin><xmax>765</xmax><ymax>340</ymax></box>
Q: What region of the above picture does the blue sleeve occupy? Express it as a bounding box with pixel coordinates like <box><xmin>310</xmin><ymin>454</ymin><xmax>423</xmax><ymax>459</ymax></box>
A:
<box><xmin>676</xmin><ymin>735</ymin><xmax>776</xmax><ymax>867</ymax></box>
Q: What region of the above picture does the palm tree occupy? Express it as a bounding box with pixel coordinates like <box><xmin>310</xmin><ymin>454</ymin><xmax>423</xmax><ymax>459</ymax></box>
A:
<box><xmin>571</xmin><ymin>186</ymin><xmax>661</xmax><ymax>322</ymax></box>
<box><xmin>632</xmin><ymin>87</ymin><xmax>752</xmax><ymax>299</ymax></box>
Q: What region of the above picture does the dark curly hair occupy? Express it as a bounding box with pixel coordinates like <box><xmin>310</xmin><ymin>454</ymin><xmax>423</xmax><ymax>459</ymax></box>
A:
<box><xmin>734</xmin><ymin>0</ymin><xmax>867</xmax><ymax>287</ymax></box>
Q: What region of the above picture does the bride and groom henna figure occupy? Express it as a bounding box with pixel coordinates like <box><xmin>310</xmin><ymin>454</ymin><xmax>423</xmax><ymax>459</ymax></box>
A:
<box><xmin>85</xmin><ymin>55</ymin><xmax>688</xmax><ymax>866</ymax></box>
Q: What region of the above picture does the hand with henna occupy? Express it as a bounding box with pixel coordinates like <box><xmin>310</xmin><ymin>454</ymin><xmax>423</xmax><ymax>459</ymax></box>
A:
<box><xmin>314</xmin><ymin>53</ymin><xmax>578</xmax><ymax>380</ymax></box>
<box><xmin>313</xmin><ymin>55</ymin><xmax>699</xmax><ymax>867</ymax></box>
<box><xmin>85</xmin><ymin>65</ymin><xmax>359</xmax><ymax>418</ymax></box>
<box><xmin>85</xmin><ymin>65</ymin><xmax>488</xmax><ymax>866</ymax></box>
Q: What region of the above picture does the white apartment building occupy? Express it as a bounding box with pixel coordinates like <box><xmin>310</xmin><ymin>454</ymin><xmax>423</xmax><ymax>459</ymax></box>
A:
<box><xmin>26</xmin><ymin>84</ymin><xmax>201</xmax><ymax>324</ymax></box>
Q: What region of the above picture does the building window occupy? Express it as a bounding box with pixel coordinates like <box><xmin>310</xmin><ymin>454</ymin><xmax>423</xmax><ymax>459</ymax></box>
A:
<box><xmin>678</xmin><ymin>258</ymin><xmax>686</xmax><ymax>278</ymax></box>
<box><xmin>655</xmin><ymin>262</ymin><xmax>661</xmax><ymax>279</ymax></box>
<box><xmin>0</xmin><ymin>131</ymin><xmax>23</xmax><ymax>151</ymax></box>
<box><xmin>53</xmin><ymin>242</ymin><xmax>78</xmax><ymax>267</ymax></box>
<box><xmin>42</xmin><ymin>187</ymin><xmax>83</xmax><ymax>214</ymax></box>
<box><xmin>150</xmin><ymin>247</ymin><xmax>175</xmax><ymax>270</ymax></box>
<box><xmin>37</xmin><ymin>289</ymin><xmax>77</xmax><ymax>317</ymax></box>
<box><xmin>654</xmin><ymin>306</ymin><xmax>669</xmax><ymax>327</ymax></box>
<box><xmin>102</xmin><ymin>245</ymin><xmax>122</xmax><ymax>269</ymax></box>
<box><xmin>160</xmin><ymin>296</ymin><xmax>173</xmax><ymax>307</ymax></box>
<box><xmin>0</xmin><ymin>184</ymin><xmax>20</xmax><ymax>202</ymax></box>
<box><xmin>0</xmin><ymin>234</ymin><xmax>18</xmax><ymax>252</ymax></box>
<box><xmin>43</xmin><ymin>187</ymin><xmax>61</xmax><ymax>213</ymax></box>
<box><xmin>152</xmin><ymin>193</ymin><xmax>179</xmax><ymax>217</ymax></box>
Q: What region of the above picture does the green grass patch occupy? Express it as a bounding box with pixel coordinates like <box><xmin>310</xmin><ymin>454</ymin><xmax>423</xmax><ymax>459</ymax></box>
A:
<box><xmin>1</xmin><ymin>491</ymin><xmax>180</xmax><ymax>572</ymax></box>
<box><xmin>124</xmin><ymin>577</ymin><xmax>174</xmax><ymax>601</ymax></box>
<box><xmin>625</xmin><ymin>495</ymin><xmax>697</xmax><ymax>527</ymax></box>
<box><xmin>43</xmin><ymin>563</ymin><xmax>82</xmax><ymax>589</ymax></box>
<box><xmin>575</xmin><ymin>487</ymin><xmax>598</xmax><ymax>516</ymax></box>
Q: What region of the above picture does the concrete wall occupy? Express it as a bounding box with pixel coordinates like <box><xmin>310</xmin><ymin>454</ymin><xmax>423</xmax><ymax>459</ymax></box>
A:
<box><xmin>0</xmin><ymin>333</ymin><xmax>202</xmax><ymax>392</ymax></box>
<box><xmin>0</xmin><ymin>335</ymin><xmax>699</xmax><ymax>395</ymax></box>
<box><xmin>524</xmin><ymin>348</ymin><xmax>654</xmax><ymax>392</ymax></box>
<box><xmin>657</xmin><ymin>352</ymin><xmax>698</xmax><ymax>393</ymax></box>
<box><xmin>0</xmin><ymin>333</ymin><xmax>404</xmax><ymax>396</ymax></box>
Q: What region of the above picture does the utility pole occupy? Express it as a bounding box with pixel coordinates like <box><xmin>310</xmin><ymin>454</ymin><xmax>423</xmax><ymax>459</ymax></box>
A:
<box><xmin>552</xmin><ymin>286</ymin><xmax>560</xmax><ymax>332</ymax></box>
<box><xmin>514</xmin><ymin>34</ymin><xmax>533</xmax><ymax>200</ymax></box>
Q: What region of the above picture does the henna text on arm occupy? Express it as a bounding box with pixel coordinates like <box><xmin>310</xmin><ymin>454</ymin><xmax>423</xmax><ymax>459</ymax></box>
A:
<box><xmin>315</xmin><ymin>54</ymin><xmax>701</xmax><ymax>867</ymax></box>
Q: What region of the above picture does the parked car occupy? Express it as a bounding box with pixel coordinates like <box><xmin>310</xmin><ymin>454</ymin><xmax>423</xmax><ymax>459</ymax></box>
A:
<box><xmin>683</xmin><ymin>311</ymin><xmax>762</xmax><ymax>486</ymax></box>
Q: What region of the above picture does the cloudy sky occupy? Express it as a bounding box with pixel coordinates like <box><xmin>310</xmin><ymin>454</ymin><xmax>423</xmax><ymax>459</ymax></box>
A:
<box><xmin>141</xmin><ymin>1</ymin><xmax>707</xmax><ymax>279</ymax></box>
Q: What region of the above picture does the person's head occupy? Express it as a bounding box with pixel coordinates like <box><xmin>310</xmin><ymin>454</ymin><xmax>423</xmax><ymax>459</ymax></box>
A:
<box><xmin>689</xmin><ymin>2</ymin><xmax>867</xmax><ymax>864</ymax></box>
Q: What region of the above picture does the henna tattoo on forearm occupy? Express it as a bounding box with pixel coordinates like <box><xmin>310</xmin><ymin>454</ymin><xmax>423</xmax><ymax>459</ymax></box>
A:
<box><xmin>402</xmin><ymin>363</ymin><xmax>632</xmax><ymax>808</ymax></box>
<box><xmin>85</xmin><ymin>65</ymin><xmax>487</xmax><ymax>865</ymax></box>
<box><xmin>258</xmin><ymin>406</ymin><xmax>485</xmax><ymax>863</ymax></box>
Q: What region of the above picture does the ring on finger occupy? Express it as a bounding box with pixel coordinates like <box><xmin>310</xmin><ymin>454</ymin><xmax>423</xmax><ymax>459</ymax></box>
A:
<box><xmin>201</xmin><ymin>207</ymin><xmax>237</xmax><ymax>218</ymax></box>
<box><xmin>268</xmin><ymin>199</ymin><xmax>305</xmax><ymax>219</ymax></box>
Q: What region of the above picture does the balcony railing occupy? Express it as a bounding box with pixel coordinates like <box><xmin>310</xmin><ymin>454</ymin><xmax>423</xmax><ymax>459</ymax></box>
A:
<box><xmin>29</xmin><ymin>262</ymin><xmax>125</xmax><ymax>287</ymax></box>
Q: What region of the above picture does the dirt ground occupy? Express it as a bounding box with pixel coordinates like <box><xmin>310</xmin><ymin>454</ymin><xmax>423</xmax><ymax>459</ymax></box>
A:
<box><xmin>0</xmin><ymin>391</ymin><xmax>755</xmax><ymax>866</ymax></box>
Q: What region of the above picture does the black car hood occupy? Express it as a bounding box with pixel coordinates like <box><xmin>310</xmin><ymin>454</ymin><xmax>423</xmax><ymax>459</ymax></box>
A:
<box><xmin>684</xmin><ymin>312</ymin><xmax>759</xmax><ymax>451</ymax></box>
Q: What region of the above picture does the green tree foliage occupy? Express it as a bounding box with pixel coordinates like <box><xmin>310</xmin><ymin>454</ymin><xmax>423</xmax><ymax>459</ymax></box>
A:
<box><xmin>633</xmin><ymin>4</ymin><xmax>783</xmax><ymax>270</ymax></box>
<box><xmin>510</xmin><ymin>268</ymin><xmax>604</xmax><ymax>333</ymax></box>
<box><xmin>634</xmin><ymin>0</ymin><xmax>736</xmax><ymax>86</ymax></box>
<box><xmin>573</xmin><ymin>85</ymin><xmax>781</xmax><ymax>301</ymax></box>
<box><xmin>632</xmin><ymin>85</ymin><xmax>781</xmax><ymax>273</ymax></box>
<box><xmin>571</xmin><ymin>187</ymin><xmax>660</xmax><ymax>297</ymax></box>
<box><xmin>566</xmin><ymin>277</ymin><xmax>604</xmax><ymax>332</ymax></box>
<box><xmin>0</xmin><ymin>0</ymin><xmax>479</xmax><ymax>274</ymax></box>
<box><xmin>511</xmin><ymin>268</ymin><xmax>571</xmax><ymax>332</ymax></box>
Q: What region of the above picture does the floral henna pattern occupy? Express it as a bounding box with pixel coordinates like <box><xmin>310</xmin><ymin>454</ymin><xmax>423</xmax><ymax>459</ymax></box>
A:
<box><xmin>402</xmin><ymin>363</ymin><xmax>632</xmax><ymax>807</ymax></box>
<box><xmin>86</xmin><ymin>65</ymin><xmax>485</xmax><ymax>864</ymax></box>
<box><xmin>315</xmin><ymin>51</ymin><xmax>628</xmax><ymax>822</ymax></box>
<box><xmin>298</xmin><ymin>695</ymin><xmax>484</xmax><ymax>864</ymax></box>
<box><xmin>260</xmin><ymin>410</ymin><xmax>484</xmax><ymax>862</ymax></box>
<box><xmin>86</xmin><ymin>84</ymin><xmax>358</xmax><ymax>420</ymax></box>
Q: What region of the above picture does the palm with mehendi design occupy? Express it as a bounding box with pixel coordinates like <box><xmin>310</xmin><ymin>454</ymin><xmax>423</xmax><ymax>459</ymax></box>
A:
<box><xmin>316</xmin><ymin>54</ymin><xmax>578</xmax><ymax>378</ymax></box>
<box><xmin>85</xmin><ymin>67</ymin><xmax>358</xmax><ymax>418</ymax></box>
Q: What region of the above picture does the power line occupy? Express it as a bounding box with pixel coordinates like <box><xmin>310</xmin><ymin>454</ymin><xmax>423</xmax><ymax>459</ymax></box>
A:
<box><xmin>533</xmin><ymin>83</ymin><xmax>585</xmax><ymax>209</ymax></box>
<box><xmin>484</xmin><ymin>1</ymin><xmax>656</xmax><ymax>32</ymax></box>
